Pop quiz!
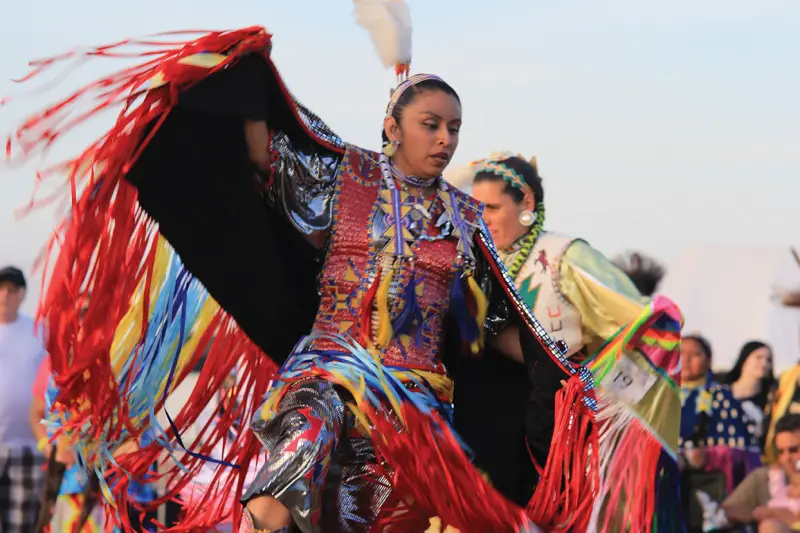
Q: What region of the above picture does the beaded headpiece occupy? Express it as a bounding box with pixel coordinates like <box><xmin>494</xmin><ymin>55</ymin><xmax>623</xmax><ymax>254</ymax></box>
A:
<box><xmin>469</xmin><ymin>151</ymin><xmax>536</xmax><ymax>201</ymax></box>
<box><xmin>385</xmin><ymin>73</ymin><xmax>444</xmax><ymax>118</ymax></box>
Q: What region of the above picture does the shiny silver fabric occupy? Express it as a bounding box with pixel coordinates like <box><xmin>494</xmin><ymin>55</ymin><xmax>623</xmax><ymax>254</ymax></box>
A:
<box><xmin>242</xmin><ymin>379</ymin><xmax>393</xmax><ymax>533</ymax></box>
<box><xmin>266</xmin><ymin>131</ymin><xmax>341</xmax><ymax>238</ymax></box>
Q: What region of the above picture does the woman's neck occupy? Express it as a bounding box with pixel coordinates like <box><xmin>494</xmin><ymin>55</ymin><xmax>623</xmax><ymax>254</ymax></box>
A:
<box><xmin>507</xmin><ymin>226</ymin><xmax>532</xmax><ymax>249</ymax></box>
<box><xmin>390</xmin><ymin>159</ymin><xmax>438</xmax><ymax>195</ymax></box>
<box><xmin>732</xmin><ymin>375</ymin><xmax>762</xmax><ymax>399</ymax></box>
<box><xmin>392</xmin><ymin>156</ymin><xmax>414</xmax><ymax>179</ymax></box>
<box><xmin>682</xmin><ymin>375</ymin><xmax>708</xmax><ymax>389</ymax></box>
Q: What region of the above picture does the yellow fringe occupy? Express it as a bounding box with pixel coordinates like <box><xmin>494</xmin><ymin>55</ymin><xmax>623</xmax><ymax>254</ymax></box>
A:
<box><xmin>376</xmin><ymin>262</ymin><xmax>396</xmax><ymax>346</ymax></box>
<box><xmin>466</xmin><ymin>275</ymin><xmax>489</xmax><ymax>354</ymax></box>
<box><xmin>425</xmin><ymin>517</ymin><xmax>461</xmax><ymax>533</ymax></box>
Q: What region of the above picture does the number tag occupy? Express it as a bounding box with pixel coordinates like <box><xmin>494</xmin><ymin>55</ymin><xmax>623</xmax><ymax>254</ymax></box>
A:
<box><xmin>603</xmin><ymin>353</ymin><xmax>657</xmax><ymax>405</ymax></box>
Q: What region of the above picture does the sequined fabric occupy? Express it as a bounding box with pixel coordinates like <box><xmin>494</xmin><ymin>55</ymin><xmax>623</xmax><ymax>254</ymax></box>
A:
<box><xmin>243</xmin><ymin>380</ymin><xmax>347</xmax><ymax>532</ymax></box>
<box><xmin>243</xmin><ymin>347</ymin><xmax>453</xmax><ymax>533</ymax></box>
<box><xmin>263</xmin><ymin>131</ymin><xmax>341</xmax><ymax>239</ymax></box>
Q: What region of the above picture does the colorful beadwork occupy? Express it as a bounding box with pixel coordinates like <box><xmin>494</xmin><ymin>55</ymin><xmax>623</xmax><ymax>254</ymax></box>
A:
<box><xmin>471</xmin><ymin>152</ymin><xmax>534</xmax><ymax>200</ymax></box>
<box><xmin>309</xmin><ymin>145</ymin><xmax>482</xmax><ymax>370</ymax></box>
<box><xmin>385</xmin><ymin>73</ymin><xmax>444</xmax><ymax>118</ymax></box>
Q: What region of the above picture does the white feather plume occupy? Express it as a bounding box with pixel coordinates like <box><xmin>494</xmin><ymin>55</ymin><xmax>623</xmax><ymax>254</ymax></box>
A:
<box><xmin>354</xmin><ymin>0</ymin><xmax>413</xmax><ymax>68</ymax></box>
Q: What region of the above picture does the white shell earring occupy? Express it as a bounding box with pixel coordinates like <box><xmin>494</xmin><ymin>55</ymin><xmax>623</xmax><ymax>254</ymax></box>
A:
<box><xmin>383</xmin><ymin>140</ymin><xmax>399</xmax><ymax>157</ymax></box>
<box><xmin>518</xmin><ymin>210</ymin><xmax>536</xmax><ymax>227</ymax></box>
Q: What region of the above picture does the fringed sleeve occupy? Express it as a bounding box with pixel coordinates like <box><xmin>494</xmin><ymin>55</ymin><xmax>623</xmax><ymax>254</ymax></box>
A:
<box><xmin>3</xmin><ymin>27</ymin><xmax>345</xmax><ymax>532</ymax></box>
<box><xmin>558</xmin><ymin>240</ymin><xmax>647</xmax><ymax>352</ymax></box>
<box><xmin>585</xmin><ymin>296</ymin><xmax>685</xmax><ymax>532</ymax></box>
<box><xmin>448</xmin><ymin>222</ymin><xmax>600</xmax><ymax>532</ymax></box>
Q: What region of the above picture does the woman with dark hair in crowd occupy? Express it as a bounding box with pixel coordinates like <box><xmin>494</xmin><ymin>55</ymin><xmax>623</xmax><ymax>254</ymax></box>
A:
<box><xmin>724</xmin><ymin>341</ymin><xmax>776</xmax><ymax>442</ymax></box>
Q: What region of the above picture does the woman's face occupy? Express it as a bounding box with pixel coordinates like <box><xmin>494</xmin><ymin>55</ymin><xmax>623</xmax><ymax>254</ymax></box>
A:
<box><xmin>385</xmin><ymin>89</ymin><xmax>461</xmax><ymax>180</ymax></box>
<box><xmin>471</xmin><ymin>180</ymin><xmax>531</xmax><ymax>250</ymax></box>
<box><xmin>680</xmin><ymin>338</ymin><xmax>710</xmax><ymax>382</ymax></box>
<box><xmin>741</xmin><ymin>346</ymin><xmax>772</xmax><ymax>381</ymax></box>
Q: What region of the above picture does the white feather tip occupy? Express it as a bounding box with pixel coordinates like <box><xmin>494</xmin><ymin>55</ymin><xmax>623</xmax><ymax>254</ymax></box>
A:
<box><xmin>354</xmin><ymin>0</ymin><xmax>412</xmax><ymax>68</ymax></box>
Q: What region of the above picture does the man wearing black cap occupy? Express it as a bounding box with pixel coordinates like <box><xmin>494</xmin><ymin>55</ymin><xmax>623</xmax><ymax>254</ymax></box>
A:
<box><xmin>0</xmin><ymin>266</ymin><xmax>47</xmax><ymax>533</ymax></box>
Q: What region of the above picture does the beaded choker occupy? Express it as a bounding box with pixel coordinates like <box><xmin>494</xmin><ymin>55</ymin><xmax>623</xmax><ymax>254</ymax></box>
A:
<box><xmin>390</xmin><ymin>165</ymin><xmax>439</xmax><ymax>189</ymax></box>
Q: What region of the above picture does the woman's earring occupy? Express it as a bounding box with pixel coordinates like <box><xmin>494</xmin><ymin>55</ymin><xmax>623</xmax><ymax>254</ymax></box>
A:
<box><xmin>518</xmin><ymin>210</ymin><xmax>536</xmax><ymax>227</ymax></box>
<box><xmin>383</xmin><ymin>140</ymin><xmax>399</xmax><ymax>157</ymax></box>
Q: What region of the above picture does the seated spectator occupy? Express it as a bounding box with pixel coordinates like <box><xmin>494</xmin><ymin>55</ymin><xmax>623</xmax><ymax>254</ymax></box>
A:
<box><xmin>680</xmin><ymin>334</ymin><xmax>761</xmax><ymax>531</ymax></box>
<box><xmin>724</xmin><ymin>341</ymin><xmax>777</xmax><ymax>445</ymax></box>
<box><xmin>680</xmin><ymin>335</ymin><xmax>761</xmax><ymax>490</ymax></box>
<box><xmin>723</xmin><ymin>413</ymin><xmax>800</xmax><ymax>531</ymax></box>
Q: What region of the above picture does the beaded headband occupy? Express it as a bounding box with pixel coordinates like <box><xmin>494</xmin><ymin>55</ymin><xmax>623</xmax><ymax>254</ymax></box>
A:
<box><xmin>385</xmin><ymin>73</ymin><xmax>445</xmax><ymax>118</ymax></box>
<box><xmin>471</xmin><ymin>152</ymin><xmax>535</xmax><ymax>200</ymax></box>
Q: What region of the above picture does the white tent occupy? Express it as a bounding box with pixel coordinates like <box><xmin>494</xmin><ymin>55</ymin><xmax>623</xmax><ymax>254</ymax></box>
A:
<box><xmin>659</xmin><ymin>245</ymin><xmax>800</xmax><ymax>374</ymax></box>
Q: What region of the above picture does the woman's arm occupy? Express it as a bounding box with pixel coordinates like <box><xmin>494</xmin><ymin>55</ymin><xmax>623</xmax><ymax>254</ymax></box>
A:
<box><xmin>488</xmin><ymin>325</ymin><xmax>523</xmax><ymax>364</ymax></box>
<box><xmin>245</xmin><ymin>119</ymin><xmax>272</xmax><ymax>172</ymax></box>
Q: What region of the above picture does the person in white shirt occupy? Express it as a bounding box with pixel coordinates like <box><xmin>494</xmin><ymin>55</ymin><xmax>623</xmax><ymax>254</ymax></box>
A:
<box><xmin>0</xmin><ymin>266</ymin><xmax>47</xmax><ymax>533</ymax></box>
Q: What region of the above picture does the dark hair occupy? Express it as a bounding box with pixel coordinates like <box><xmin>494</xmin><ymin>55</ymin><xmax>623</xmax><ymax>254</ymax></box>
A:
<box><xmin>381</xmin><ymin>79</ymin><xmax>461</xmax><ymax>145</ymax></box>
<box><xmin>683</xmin><ymin>334</ymin><xmax>712</xmax><ymax>359</ymax></box>
<box><xmin>612</xmin><ymin>251</ymin><xmax>665</xmax><ymax>297</ymax></box>
<box><xmin>775</xmin><ymin>413</ymin><xmax>800</xmax><ymax>436</ymax></box>
<box><xmin>473</xmin><ymin>157</ymin><xmax>545</xmax><ymax>205</ymax></box>
<box><xmin>724</xmin><ymin>341</ymin><xmax>775</xmax><ymax>403</ymax></box>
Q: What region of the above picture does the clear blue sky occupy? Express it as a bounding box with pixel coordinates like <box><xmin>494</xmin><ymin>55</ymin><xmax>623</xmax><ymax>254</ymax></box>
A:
<box><xmin>1</xmin><ymin>0</ymin><xmax>798</xmax><ymax>312</ymax></box>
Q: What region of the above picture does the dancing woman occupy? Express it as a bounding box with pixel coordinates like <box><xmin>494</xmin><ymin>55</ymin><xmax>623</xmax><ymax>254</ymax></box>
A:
<box><xmin>5</xmin><ymin>5</ymin><xmax>597</xmax><ymax>533</ymax></box>
<box><xmin>448</xmin><ymin>153</ymin><xmax>685</xmax><ymax>531</ymax></box>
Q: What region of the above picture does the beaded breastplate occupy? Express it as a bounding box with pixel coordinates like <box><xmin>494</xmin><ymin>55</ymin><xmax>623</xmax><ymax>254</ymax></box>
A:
<box><xmin>307</xmin><ymin>146</ymin><xmax>482</xmax><ymax>372</ymax></box>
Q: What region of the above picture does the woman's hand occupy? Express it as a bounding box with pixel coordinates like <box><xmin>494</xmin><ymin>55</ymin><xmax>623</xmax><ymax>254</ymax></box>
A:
<box><xmin>54</xmin><ymin>435</ymin><xmax>76</xmax><ymax>467</ymax></box>
<box><xmin>489</xmin><ymin>326</ymin><xmax>524</xmax><ymax>364</ymax></box>
<box><xmin>753</xmin><ymin>506</ymin><xmax>798</xmax><ymax>525</ymax></box>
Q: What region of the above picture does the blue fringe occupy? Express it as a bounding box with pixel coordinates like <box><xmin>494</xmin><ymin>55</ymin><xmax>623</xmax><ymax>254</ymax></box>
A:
<box><xmin>654</xmin><ymin>449</ymin><xmax>687</xmax><ymax>532</ymax></box>
<box><xmin>275</xmin><ymin>334</ymin><xmax>470</xmax><ymax>454</ymax></box>
<box><xmin>44</xmin><ymin>247</ymin><xmax>238</xmax><ymax>514</ymax></box>
<box><xmin>449</xmin><ymin>275</ymin><xmax>478</xmax><ymax>344</ymax></box>
<box><xmin>392</xmin><ymin>269</ymin><xmax>421</xmax><ymax>335</ymax></box>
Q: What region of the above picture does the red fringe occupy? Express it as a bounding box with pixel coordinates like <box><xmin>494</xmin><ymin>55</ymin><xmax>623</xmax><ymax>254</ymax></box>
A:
<box><xmin>359</xmin><ymin>269</ymin><xmax>382</xmax><ymax>346</ymax></box>
<box><xmin>526</xmin><ymin>373</ymin><xmax>599</xmax><ymax>532</ymax></box>
<box><xmin>597</xmin><ymin>421</ymin><xmax>660</xmax><ymax>533</ymax></box>
<box><xmin>358</xmin><ymin>375</ymin><xmax>597</xmax><ymax>532</ymax></box>
<box><xmin>107</xmin><ymin>317</ymin><xmax>273</xmax><ymax>533</ymax></box>
<box><xmin>367</xmin><ymin>405</ymin><xmax>533</xmax><ymax>533</ymax></box>
<box><xmin>4</xmin><ymin>28</ymin><xmax>281</xmax><ymax>532</ymax></box>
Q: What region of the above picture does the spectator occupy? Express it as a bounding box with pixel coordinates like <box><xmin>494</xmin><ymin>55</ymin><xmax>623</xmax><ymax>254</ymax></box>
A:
<box><xmin>680</xmin><ymin>335</ymin><xmax>760</xmax><ymax>486</ymax></box>
<box><xmin>725</xmin><ymin>341</ymin><xmax>777</xmax><ymax>443</ymax></box>
<box><xmin>680</xmin><ymin>334</ymin><xmax>761</xmax><ymax>530</ymax></box>
<box><xmin>0</xmin><ymin>266</ymin><xmax>47</xmax><ymax>533</ymax></box>
<box><xmin>723</xmin><ymin>413</ymin><xmax>800</xmax><ymax>531</ymax></box>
